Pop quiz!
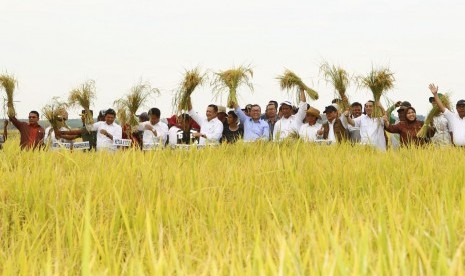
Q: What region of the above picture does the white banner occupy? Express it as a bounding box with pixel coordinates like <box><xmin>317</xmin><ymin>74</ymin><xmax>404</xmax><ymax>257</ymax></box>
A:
<box><xmin>73</xmin><ymin>141</ymin><xmax>91</xmax><ymax>150</ymax></box>
<box><xmin>52</xmin><ymin>142</ymin><xmax>72</xmax><ymax>149</ymax></box>
<box><xmin>113</xmin><ymin>138</ymin><xmax>132</xmax><ymax>147</ymax></box>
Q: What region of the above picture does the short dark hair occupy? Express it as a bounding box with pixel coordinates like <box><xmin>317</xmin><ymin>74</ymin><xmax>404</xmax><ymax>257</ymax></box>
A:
<box><xmin>228</xmin><ymin>110</ymin><xmax>238</xmax><ymax>119</ymax></box>
<box><xmin>105</xmin><ymin>108</ymin><xmax>116</xmax><ymax>116</ymax></box>
<box><xmin>148</xmin><ymin>108</ymin><xmax>161</xmax><ymax>118</ymax></box>
<box><xmin>29</xmin><ymin>111</ymin><xmax>40</xmax><ymax>117</ymax></box>
<box><xmin>268</xmin><ymin>100</ymin><xmax>278</xmax><ymax>109</ymax></box>
<box><xmin>208</xmin><ymin>104</ymin><xmax>218</xmax><ymax>113</ymax></box>
<box><xmin>251</xmin><ymin>104</ymin><xmax>261</xmax><ymax>112</ymax></box>
<box><xmin>351</xmin><ymin>102</ymin><xmax>362</xmax><ymax>109</ymax></box>
<box><xmin>180</xmin><ymin>113</ymin><xmax>191</xmax><ymax>121</ymax></box>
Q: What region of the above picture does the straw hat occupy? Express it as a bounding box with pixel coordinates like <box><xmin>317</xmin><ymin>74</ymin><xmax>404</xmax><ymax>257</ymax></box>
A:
<box><xmin>306</xmin><ymin>107</ymin><xmax>321</xmax><ymax>119</ymax></box>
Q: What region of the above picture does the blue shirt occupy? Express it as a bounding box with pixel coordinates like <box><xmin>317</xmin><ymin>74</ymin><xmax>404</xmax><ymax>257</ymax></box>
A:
<box><xmin>235</xmin><ymin>107</ymin><xmax>270</xmax><ymax>141</ymax></box>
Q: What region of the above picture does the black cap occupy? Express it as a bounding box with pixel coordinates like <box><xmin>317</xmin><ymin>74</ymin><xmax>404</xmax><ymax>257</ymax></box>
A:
<box><xmin>81</xmin><ymin>109</ymin><xmax>93</xmax><ymax>115</ymax></box>
<box><xmin>457</xmin><ymin>100</ymin><xmax>465</xmax><ymax>106</ymax></box>
<box><xmin>429</xmin><ymin>93</ymin><xmax>443</xmax><ymax>103</ymax></box>
<box><xmin>400</xmin><ymin>101</ymin><xmax>411</xmax><ymax>107</ymax></box>
<box><xmin>323</xmin><ymin>105</ymin><xmax>338</xmax><ymax>113</ymax></box>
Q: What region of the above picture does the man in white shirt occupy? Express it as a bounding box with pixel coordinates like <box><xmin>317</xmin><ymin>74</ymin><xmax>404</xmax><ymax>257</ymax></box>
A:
<box><xmin>90</xmin><ymin>108</ymin><xmax>122</xmax><ymax>151</ymax></box>
<box><xmin>273</xmin><ymin>88</ymin><xmax>307</xmax><ymax>141</ymax></box>
<box><xmin>348</xmin><ymin>102</ymin><xmax>362</xmax><ymax>143</ymax></box>
<box><xmin>138</xmin><ymin>108</ymin><xmax>168</xmax><ymax>148</ymax></box>
<box><xmin>299</xmin><ymin>107</ymin><xmax>322</xmax><ymax>142</ymax></box>
<box><xmin>346</xmin><ymin>101</ymin><xmax>386</xmax><ymax>150</ymax></box>
<box><xmin>187</xmin><ymin>98</ymin><xmax>223</xmax><ymax>145</ymax></box>
<box><xmin>429</xmin><ymin>83</ymin><xmax>465</xmax><ymax>146</ymax></box>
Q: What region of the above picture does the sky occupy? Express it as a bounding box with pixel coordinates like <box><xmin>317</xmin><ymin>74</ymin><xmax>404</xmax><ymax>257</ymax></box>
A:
<box><xmin>1</xmin><ymin>0</ymin><xmax>464</xmax><ymax>118</ymax></box>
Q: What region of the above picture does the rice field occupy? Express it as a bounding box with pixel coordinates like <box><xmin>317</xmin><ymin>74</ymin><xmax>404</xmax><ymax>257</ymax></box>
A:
<box><xmin>1</xmin><ymin>139</ymin><xmax>465</xmax><ymax>275</ymax></box>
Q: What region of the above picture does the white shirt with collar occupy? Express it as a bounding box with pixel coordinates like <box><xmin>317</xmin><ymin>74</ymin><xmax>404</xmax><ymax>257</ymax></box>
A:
<box><xmin>44</xmin><ymin>126</ymin><xmax>72</xmax><ymax>144</ymax></box>
<box><xmin>353</xmin><ymin>114</ymin><xmax>386</xmax><ymax>150</ymax></box>
<box><xmin>188</xmin><ymin>109</ymin><xmax>223</xmax><ymax>145</ymax></box>
<box><xmin>91</xmin><ymin>121</ymin><xmax>122</xmax><ymax>151</ymax></box>
<box><xmin>444</xmin><ymin>109</ymin><xmax>465</xmax><ymax>146</ymax></box>
<box><xmin>138</xmin><ymin>121</ymin><xmax>168</xmax><ymax>146</ymax></box>
<box><xmin>273</xmin><ymin>101</ymin><xmax>307</xmax><ymax>141</ymax></box>
<box><xmin>299</xmin><ymin>122</ymin><xmax>322</xmax><ymax>142</ymax></box>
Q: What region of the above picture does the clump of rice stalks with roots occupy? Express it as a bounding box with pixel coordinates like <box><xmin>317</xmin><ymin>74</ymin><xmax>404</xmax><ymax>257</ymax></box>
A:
<box><xmin>357</xmin><ymin>67</ymin><xmax>395</xmax><ymax>117</ymax></box>
<box><xmin>0</xmin><ymin>74</ymin><xmax>18</xmax><ymax>117</ymax></box>
<box><xmin>114</xmin><ymin>82</ymin><xmax>159</xmax><ymax>133</ymax></box>
<box><xmin>320</xmin><ymin>62</ymin><xmax>351</xmax><ymax>111</ymax></box>
<box><xmin>277</xmin><ymin>69</ymin><xmax>319</xmax><ymax>102</ymax></box>
<box><xmin>42</xmin><ymin>98</ymin><xmax>69</xmax><ymax>134</ymax></box>
<box><xmin>417</xmin><ymin>93</ymin><xmax>451</xmax><ymax>138</ymax></box>
<box><xmin>212</xmin><ymin>66</ymin><xmax>254</xmax><ymax>108</ymax></box>
<box><xmin>68</xmin><ymin>80</ymin><xmax>96</xmax><ymax>126</ymax></box>
<box><xmin>173</xmin><ymin>67</ymin><xmax>206</xmax><ymax>114</ymax></box>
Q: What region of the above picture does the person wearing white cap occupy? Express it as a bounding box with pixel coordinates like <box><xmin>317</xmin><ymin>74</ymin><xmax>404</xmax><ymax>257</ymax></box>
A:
<box><xmin>429</xmin><ymin>83</ymin><xmax>465</xmax><ymax>146</ymax></box>
<box><xmin>273</xmin><ymin>88</ymin><xmax>307</xmax><ymax>141</ymax></box>
<box><xmin>187</xmin><ymin>97</ymin><xmax>223</xmax><ymax>145</ymax></box>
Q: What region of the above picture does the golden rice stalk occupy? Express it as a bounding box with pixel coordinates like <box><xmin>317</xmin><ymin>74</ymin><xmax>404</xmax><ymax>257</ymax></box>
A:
<box><xmin>115</xmin><ymin>105</ymin><xmax>129</xmax><ymax>128</ymax></box>
<box><xmin>357</xmin><ymin>67</ymin><xmax>395</xmax><ymax>117</ymax></box>
<box><xmin>68</xmin><ymin>80</ymin><xmax>96</xmax><ymax>126</ymax></box>
<box><xmin>320</xmin><ymin>62</ymin><xmax>350</xmax><ymax>110</ymax></box>
<box><xmin>277</xmin><ymin>69</ymin><xmax>319</xmax><ymax>101</ymax></box>
<box><xmin>173</xmin><ymin>67</ymin><xmax>206</xmax><ymax>114</ymax></box>
<box><xmin>114</xmin><ymin>81</ymin><xmax>159</xmax><ymax>128</ymax></box>
<box><xmin>417</xmin><ymin>93</ymin><xmax>451</xmax><ymax>138</ymax></box>
<box><xmin>42</xmin><ymin>98</ymin><xmax>68</xmax><ymax>131</ymax></box>
<box><xmin>212</xmin><ymin>66</ymin><xmax>254</xmax><ymax>108</ymax></box>
<box><xmin>0</xmin><ymin>74</ymin><xmax>17</xmax><ymax>117</ymax></box>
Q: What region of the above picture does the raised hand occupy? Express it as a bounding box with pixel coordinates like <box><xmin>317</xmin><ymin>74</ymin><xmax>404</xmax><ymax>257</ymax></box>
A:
<box><xmin>429</xmin><ymin>84</ymin><xmax>439</xmax><ymax>94</ymax></box>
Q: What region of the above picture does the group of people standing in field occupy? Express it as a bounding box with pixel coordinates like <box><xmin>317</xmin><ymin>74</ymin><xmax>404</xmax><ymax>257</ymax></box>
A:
<box><xmin>2</xmin><ymin>83</ymin><xmax>464</xmax><ymax>151</ymax></box>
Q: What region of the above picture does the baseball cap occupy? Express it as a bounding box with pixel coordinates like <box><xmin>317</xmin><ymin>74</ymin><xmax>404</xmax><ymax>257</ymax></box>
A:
<box><xmin>429</xmin><ymin>94</ymin><xmax>443</xmax><ymax>103</ymax></box>
<box><xmin>280</xmin><ymin>100</ymin><xmax>293</xmax><ymax>107</ymax></box>
<box><xmin>323</xmin><ymin>105</ymin><xmax>338</xmax><ymax>113</ymax></box>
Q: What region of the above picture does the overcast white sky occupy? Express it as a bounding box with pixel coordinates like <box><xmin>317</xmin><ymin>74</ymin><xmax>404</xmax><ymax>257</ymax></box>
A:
<box><xmin>1</xmin><ymin>0</ymin><xmax>464</xmax><ymax>118</ymax></box>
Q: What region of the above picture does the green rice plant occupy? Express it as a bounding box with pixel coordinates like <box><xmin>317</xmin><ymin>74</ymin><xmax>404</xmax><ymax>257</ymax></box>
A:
<box><xmin>320</xmin><ymin>62</ymin><xmax>351</xmax><ymax>111</ymax></box>
<box><xmin>0</xmin><ymin>74</ymin><xmax>17</xmax><ymax>117</ymax></box>
<box><xmin>357</xmin><ymin>67</ymin><xmax>395</xmax><ymax>117</ymax></box>
<box><xmin>173</xmin><ymin>67</ymin><xmax>206</xmax><ymax>114</ymax></box>
<box><xmin>277</xmin><ymin>69</ymin><xmax>319</xmax><ymax>101</ymax></box>
<box><xmin>417</xmin><ymin>93</ymin><xmax>451</xmax><ymax>138</ymax></box>
<box><xmin>212</xmin><ymin>66</ymin><xmax>254</xmax><ymax>108</ymax></box>
<box><xmin>68</xmin><ymin>80</ymin><xmax>96</xmax><ymax>126</ymax></box>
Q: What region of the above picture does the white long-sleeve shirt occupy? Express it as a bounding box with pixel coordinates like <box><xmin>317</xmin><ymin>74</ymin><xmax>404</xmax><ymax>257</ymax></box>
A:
<box><xmin>188</xmin><ymin>109</ymin><xmax>223</xmax><ymax>145</ymax></box>
<box><xmin>138</xmin><ymin>121</ymin><xmax>168</xmax><ymax>146</ymax></box>
<box><xmin>273</xmin><ymin>101</ymin><xmax>307</xmax><ymax>141</ymax></box>
<box><xmin>352</xmin><ymin>115</ymin><xmax>386</xmax><ymax>150</ymax></box>
<box><xmin>444</xmin><ymin>109</ymin><xmax>465</xmax><ymax>146</ymax></box>
<box><xmin>91</xmin><ymin>121</ymin><xmax>122</xmax><ymax>151</ymax></box>
<box><xmin>299</xmin><ymin>122</ymin><xmax>322</xmax><ymax>142</ymax></box>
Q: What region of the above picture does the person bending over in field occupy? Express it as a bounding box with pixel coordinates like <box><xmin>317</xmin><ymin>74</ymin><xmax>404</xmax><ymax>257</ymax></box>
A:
<box><xmin>383</xmin><ymin>107</ymin><xmax>434</xmax><ymax>147</ymax></box>
<box><xmin>230</xmin><ymin>101</ymin><xmax>269</xmax><ymax>142</ymax></box>
<box><xmin>168</xmin><ymin>114</ymin><xmax>197</xmax><ymax>146</ymax></box>
<box><xmin>316</xmin><ymin>105</ymin><xmax>348</xmax><ymax>144</ymax></box>
<box><xmin>8</xmin><ymin>110</ymin><xmax>45</xmax><ymax>150</ymax></box>
<box><xmin>346</xmin><ymin>101</ymin><xmax>387</xmax><ymax>150</ymax></box>
<box><xmin>187</xmin><ymin>98</ymin><xmax>223</xmax><ymax>145</ymax></box>
<box><xmin>273</xmin><ymin>88</ymin><xmax>307</xmax><ymax>141</ymax></box>
<box><xmin>429</xmin><ymin>83</ymin><xmax>465</xmax><ymax>147</ymax></box>
<box><xmin>138</xmin><ymin>108</ymin><xmax>168</xmax><ymax>148</ymax></box>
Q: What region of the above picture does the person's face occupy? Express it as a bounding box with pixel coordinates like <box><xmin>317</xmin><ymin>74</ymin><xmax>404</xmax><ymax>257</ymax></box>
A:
<box><xmin>365</xmin><ymin>102</ymin><xmax>374</xmax><ymax>116</ymax></box>
<box><xmin>398</xmin><ymin>109</ymin><xmax>406</xmax><ymax>121</ymax></box>
<box><xmin>281</xmin><ymin>105</ymin><xmax>292</xmax><ymax>118</ymax></box>
<box><xmin>250</xmin><ymin>106</ymin><xmax>261</xmax><ymax>120</ymax></box>
<box><xmin>306</xmin><ymin>114</ymin><xmax>317</xmax><ymax>125</ymax></box>
<box><xmin>149</xmin><ymin>114</ymin><xmax>159</xmax><ymax>125</ymax></box>
<box><xmin>227</xmin><ymin>114</ymin><xmax>237</xmax><ymax>126</ymax></box>
<box><xmin>325</xmin><ymin>111</ymin><xmax>337</xmax><ymax>122</ymax></box>
<box><xmin>105</xmin><ymin>114</ymin><xmax>115</xmax><ymax>125</ymax></box>
<box><xmin>266</xmin><ymin>105</ymin><xmax>277</xmax><ymax>118</ymax></box>
<box><xmin>217</xmin><ymin>112</ymin><xmax>227</xmax><ymax>122</ymax></box>
<box><xmin>405</xmin><ymin>109</ymin><xmax>416</xmax><ymax>122</ymax></box>
<box><xmin>456</xmin><ymin>105</ymin><xmax>465</xmax><ymax>118</ymax></box>
<box><xmin>351</xmin><ymin>106</ymin><xmax>362</xmax><ymax>118</ymax></box>
<box><xmin>28</xmin><ymin>113</ymin><xmax>39</xmax><ymax>124</ymax></box>
<box><xmin>206</xmin><ymin>107</ymin><xmax>217</xmax><ymax>121</ymax></box>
